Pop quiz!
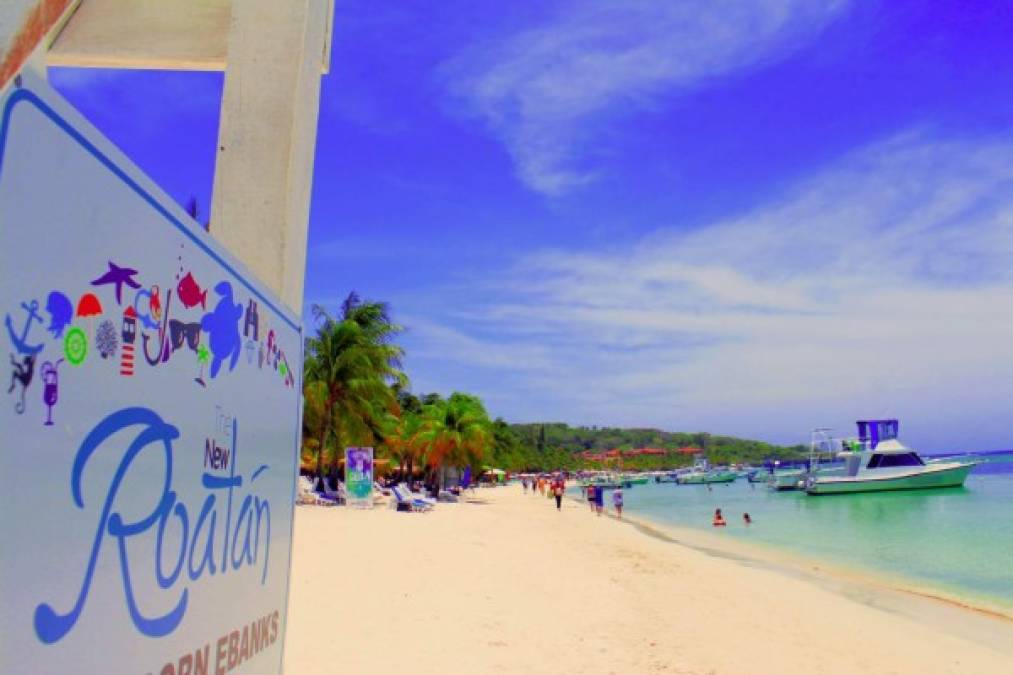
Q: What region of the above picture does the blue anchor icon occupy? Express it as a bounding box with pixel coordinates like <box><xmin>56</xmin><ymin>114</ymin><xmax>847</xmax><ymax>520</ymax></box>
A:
<box><xmin>5</xmin><ymin>300</ymin><xmax>45</xmax><ymax>355</ymax></box>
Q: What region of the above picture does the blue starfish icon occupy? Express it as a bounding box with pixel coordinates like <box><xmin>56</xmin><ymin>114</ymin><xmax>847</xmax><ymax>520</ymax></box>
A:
<box><xmin>91</xmin><ymin>261</ymin><xmax>142</xmax><ymax>305</ymax></box>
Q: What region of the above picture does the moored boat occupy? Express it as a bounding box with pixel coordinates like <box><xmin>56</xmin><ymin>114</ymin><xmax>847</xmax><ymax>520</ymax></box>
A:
<box><xmin>769</xmin><ymin>469</ymin><xmax>804</xmax><ymax>490</ymax></box>
<box><xmin>805</xmin><ymin>419</ymin><xmax>977</xmax><ymax>495</ymax></box>
<box><xmin>677</xmin><ymin>469</ymin><xmax>738</xmax><ymax>484</ymax></box>
<box><xmin>577</xmin><ymin>472</ymin><xmax>628</xmax><ymax>489</ymax></box>
<box><xmin>623</xmin><ymin>474</ymin><xmax>650</xmax><ymax>485</ymax></box>
<box><xmin>675</xmin><ymin>455</ymin><xmax>739</xmax><ymax>484</ymax></box>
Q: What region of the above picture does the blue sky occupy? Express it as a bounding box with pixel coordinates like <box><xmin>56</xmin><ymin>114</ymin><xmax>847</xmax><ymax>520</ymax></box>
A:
<box><xmin>49</xmin><ymin>1</ymin><xmax>1013</xmax><ymax>451</ymax></box>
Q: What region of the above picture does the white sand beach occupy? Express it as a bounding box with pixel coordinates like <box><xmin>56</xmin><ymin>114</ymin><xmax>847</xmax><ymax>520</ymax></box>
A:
<box><xmin>283</xmin><ymin>485</ymin><xmax>1013</xmax><ymax>675</ymax></box>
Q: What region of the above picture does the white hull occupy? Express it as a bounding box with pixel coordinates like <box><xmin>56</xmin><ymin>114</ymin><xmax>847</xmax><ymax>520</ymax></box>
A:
<box><xmin>769</xmin><ymin>470</ymin><xmax>804</xmax><ymax>491</ymax></box>
<box><xmin>806</xmin><ymin>462</ymin><xmax>974</xmax><ymax>495</ymax></box>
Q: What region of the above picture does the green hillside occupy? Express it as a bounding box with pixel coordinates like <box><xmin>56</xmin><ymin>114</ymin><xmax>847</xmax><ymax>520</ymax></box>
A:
<box><xmin>488</xmin><ymin>422</ymin><xmax>808</xmax><ymax>472</ymax></box>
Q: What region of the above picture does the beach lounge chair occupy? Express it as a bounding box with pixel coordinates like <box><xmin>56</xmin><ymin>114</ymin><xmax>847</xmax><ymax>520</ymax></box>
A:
<box><xmin>297</xmin><ymin>476</ymin><xmax>339</xmax><ymax>506</ymax></box>
<box><xmin>303</xmin><ymin>476</ymin><xmax>344</xmax><ymax>502</ymax></box>
<box><xmin>391</xmin><ymin>485</ymin><xmax>434</xmax><ymax>512</ymax></box>
<box><xmin>321</xmin><ymin>477</ymin><xmax>347</xmax><ymax>504</ymax></box>
<box><xmin>402</xmin><ymin>483</ymin><xmax>437</xmax><ymax>506</ymax></box>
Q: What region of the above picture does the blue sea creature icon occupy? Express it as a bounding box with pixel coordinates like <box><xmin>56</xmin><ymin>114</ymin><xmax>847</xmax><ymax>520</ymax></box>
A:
<box><xmin>200</xmin><ymin>281</ymin><xmax>243</xmax><ymax>379</ymax></box>
<box><xmin>45</xmin><ymin>292</ymin><xmax>73</xmax><ymax>339</ymax></box>
<box><xmin>5</xmin><ymin>300</ymin><xmax>44</xmax><ymax>355</ymax></box>
<box><xmin>90</xmin><ymin>261</ymin><xmax>141</xmax><ymax>305</ymax></box>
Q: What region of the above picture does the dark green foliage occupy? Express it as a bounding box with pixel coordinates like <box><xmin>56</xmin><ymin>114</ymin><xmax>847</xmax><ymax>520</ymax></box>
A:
<box><xmin>492</xmin><ymin>422</ymin><xmax>807</xmax><ymax>472</ymax></box>
<box><xmin>302</xmin><ymin>294</ymin><xmax>805</xmax><ymax>477</ymax></box>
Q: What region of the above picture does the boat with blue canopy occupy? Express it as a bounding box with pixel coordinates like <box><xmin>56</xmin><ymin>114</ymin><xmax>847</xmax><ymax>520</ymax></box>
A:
<box><xmin>805</xmin><ymin>419</ymin><xmax>977</xmax><ymax>495</ymax></box>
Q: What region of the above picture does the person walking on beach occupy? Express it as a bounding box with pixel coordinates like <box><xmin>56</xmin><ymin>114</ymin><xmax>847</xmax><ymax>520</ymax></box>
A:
<box><xmin>612</xmin><ymin>486</ymin><xmax>624</xmax><ymax>520</ymax></box>
<box><xmin>522</xmin><ymin>478</ymin><xmax>529</xmax><ymax>494</ymax></box>
<box><xmin>552</xmin><ymin>476</ymin><xmax>564</xmax><ymax>511</ymax></box>
<box><xmin>594</xmin><ymin>485</ymin><xmax>605</xmax><ymax>516</ymax></box>
<box><xmin>586</xmin><ymin>484</ymin><xmax>596</xmax><ymax>512</ymax></box>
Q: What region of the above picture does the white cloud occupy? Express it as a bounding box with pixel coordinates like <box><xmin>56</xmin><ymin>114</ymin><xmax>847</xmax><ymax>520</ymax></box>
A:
<box><xmin>410</xmin><ymin>132</ymin><xmax>1013</xmax><ymax>450</ymax></box>
<box><xmin>443</xmin><ymin>0</ymin><xmax>849</xmax><ymax>195</ymax></box>
<box><xmin>404</xmin><ymin>315</ymin><xmax>553</xmax><ymax>372</ymax></box>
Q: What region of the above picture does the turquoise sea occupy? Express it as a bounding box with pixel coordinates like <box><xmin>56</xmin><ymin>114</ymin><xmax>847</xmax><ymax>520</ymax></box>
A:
<box><xmin>597</xmin><ymin>452</ymin><xmax>1013</xmax><ymax>610</ymax></box>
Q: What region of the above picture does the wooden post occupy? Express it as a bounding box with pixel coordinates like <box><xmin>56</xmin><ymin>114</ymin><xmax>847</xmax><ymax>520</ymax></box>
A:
<box><xmin>210</xmin><ymin>0</ymin><xmax>332</xmax><ymax>313</ymax></box>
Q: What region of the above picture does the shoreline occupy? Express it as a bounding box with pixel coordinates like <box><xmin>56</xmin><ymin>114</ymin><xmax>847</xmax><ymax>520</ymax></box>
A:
<box><xmin>580</xmin><ymin>499</ymin><xmax>1013</xmax><ymax>654</ymax></box>
<box><xmin>285</xmin><ymin>484</ymin><xmax>1013</xmax><ymax>674</ymax></box>
<box><xmin>594</xmin><ymin>496</ymin><xmax>1013</xmax><ymax>618</ymax></box>
<box><xmin>566</xmin><ymin>475</ymin><xmax>1013</xmax><ymax>619</ymax></box>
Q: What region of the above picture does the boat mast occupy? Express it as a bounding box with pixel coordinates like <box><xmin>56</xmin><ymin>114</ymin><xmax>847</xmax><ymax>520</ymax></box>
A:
<box><xmin>809</xmin><ymin>428</ymin><xmax>834</xmax><ymax>474</ymax></box>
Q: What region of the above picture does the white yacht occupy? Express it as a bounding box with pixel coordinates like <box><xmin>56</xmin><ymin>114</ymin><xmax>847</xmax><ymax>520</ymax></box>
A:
<box><xmin>805</xmin><ymin>419</ymin><xmax>977</xmax><ymax>495</ymax></box>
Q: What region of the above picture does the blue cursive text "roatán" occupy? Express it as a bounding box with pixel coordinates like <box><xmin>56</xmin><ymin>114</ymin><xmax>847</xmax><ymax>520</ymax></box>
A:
<box><xmin>33</xmin><ymin>407</ymin><xmax>271</xmax><ymax>644</ymax></box>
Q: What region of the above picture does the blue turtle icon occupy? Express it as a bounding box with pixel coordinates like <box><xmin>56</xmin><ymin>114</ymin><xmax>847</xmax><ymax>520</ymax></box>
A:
<box><xmin>200</xmin><ymin>281</ymin><xmax>243</xmax><ymax>379</ymax></box>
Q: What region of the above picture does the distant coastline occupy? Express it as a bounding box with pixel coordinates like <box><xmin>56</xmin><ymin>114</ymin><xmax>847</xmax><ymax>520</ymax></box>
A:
<box><xmin>498</xmin><ymin>421</ymin><xmax>809</xmax><ymax>471</ymax></box>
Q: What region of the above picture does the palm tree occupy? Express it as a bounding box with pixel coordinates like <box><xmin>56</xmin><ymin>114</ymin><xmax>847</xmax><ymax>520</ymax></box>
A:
<box><xmin>384</xmin><ymin>409</ymin><xmax>428</xmax><ymax>480</ymax></box>
<box><xmin>302</xmin><ymin>293</ymin><xmax>406</xmax><ymax>483</ymax></box>
<box><xmin>420</xmin><ymin>393</ymin><xmax>492</xmax><ymax>494</ymax></box>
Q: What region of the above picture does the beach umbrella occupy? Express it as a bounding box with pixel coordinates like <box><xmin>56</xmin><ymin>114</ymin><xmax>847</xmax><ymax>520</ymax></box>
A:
<box><xmin>483</xmin><ymin>468</ymin><xmax>506</xmax><ymax>483</ymax></box>
<box><xmin>76</xmin><ymin>292</ymin><xmax>103</xmax><ymax>337</ymax></box>
<box><xmin>76</xmin><ymin>292</ymin><xmax>102</xmax><ymax>318</ymax></box>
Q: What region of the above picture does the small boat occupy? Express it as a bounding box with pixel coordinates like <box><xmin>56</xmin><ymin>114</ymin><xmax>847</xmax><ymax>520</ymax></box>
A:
<box><xmin>677</xmin><ymin>468</ymin><xmax>738</xmax><ymax>484</ymax></box>
<box><xmin>578</xmin><ymin>472</ymin><xmax>629</xmax><ymax>489</ymax></box>
<box><xmin>747</xmin><ymin>469</ymin><xmax>772</xmax><ymax>484</ymax></box>
<box><xmin>768</xmin><ymin>429</ymin><xmax>838</xmax><ymax>491</ymax></box>
<box><xmin>676</xmin><ymin>470</ymin><xmax>705</xmax><ymax>484</ymax></box>
<box><xmin>676</xmin><ymin>455</ymin><xmax>707</xmax><ymax>484</ymax></box>
<box><xmin>623</xmin><ymin>474</ymin><xmax>650</xmax><ymax>485</ymax></box>
<box><xmin>675</xmin><ymin>455</ymin><xmax>738</xmax><ymax>484</ymax></box>
<box><xmin>769</xmin><ymin>469</ymin><xmax>804</xmax><ymax>490</ymax></box>
<box><xmin>654</xmin><ymin>472</ymin><xmax>680</xmax><ymax>483</ymax></box>
<box><xmin>678</xmin><ymin>471</ymin><xmax>738</xmax><ymax>485</ymax></box>
<box><xmin>805</xmin><ymin>419</ymin><xmax>978</xmax><ymax>495</ymax></box>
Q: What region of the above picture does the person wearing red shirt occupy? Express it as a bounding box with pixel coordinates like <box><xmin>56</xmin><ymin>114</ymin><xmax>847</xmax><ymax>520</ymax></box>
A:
<box><xmin>552</xmin><ymin>475</ymin><xmax>565</xmax><ymax>510</ymax></box>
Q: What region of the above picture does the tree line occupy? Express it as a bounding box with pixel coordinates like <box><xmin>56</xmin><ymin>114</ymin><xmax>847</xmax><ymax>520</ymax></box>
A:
<box><xmin>300</xmin><ymin>293</ymin><xmax>809</xmax><ymax>485</ymax></box>
<box><xmin>301</xmin><ymin>293</ymin><xmax>491</xmax><ymax>493</ymax></box>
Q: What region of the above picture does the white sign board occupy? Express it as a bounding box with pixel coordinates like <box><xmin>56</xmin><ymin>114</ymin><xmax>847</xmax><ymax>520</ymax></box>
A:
<box><xmin>0</xmin><ymin>71</ymin><xmax>302</xmax><ymax>675</ymax></box>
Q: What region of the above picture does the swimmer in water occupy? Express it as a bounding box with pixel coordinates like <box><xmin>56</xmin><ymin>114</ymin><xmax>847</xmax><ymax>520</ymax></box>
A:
<box><xmin>713</xmin><ymin>508</ymin><xmax>727</xmax><ymax>527</ymax></box>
